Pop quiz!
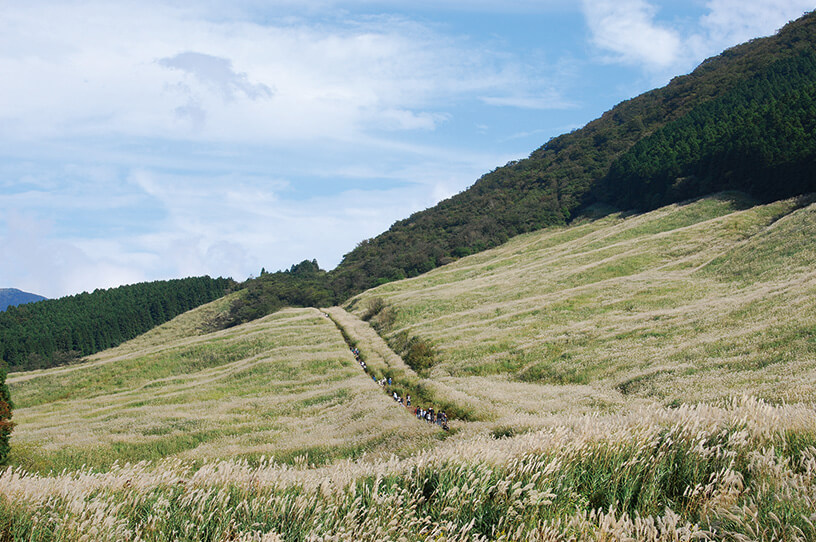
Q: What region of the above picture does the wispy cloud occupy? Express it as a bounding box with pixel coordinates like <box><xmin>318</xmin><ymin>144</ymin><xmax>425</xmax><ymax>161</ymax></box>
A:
<box><xmin>581</xmin><ymin>0</ymin><xmax>682</xmax><ymax>70</ymax></box>
<box><xmin>480</xmin><ymin>94</ymin><xmax>574</xmax><ymax>110</ymax></box>
<box><xmin>693</xmin><ymin>0</ymin><xmax>814</xmax><ymax>58</ymax></box>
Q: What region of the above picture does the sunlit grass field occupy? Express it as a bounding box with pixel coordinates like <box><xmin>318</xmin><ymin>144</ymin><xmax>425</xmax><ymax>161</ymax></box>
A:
<box><xmin>348</xmin><ymin>192</ymin><xmax>816</xmax><ymax>418</ymax></box>
<box><xmin>3</xmin><ymin>192</ymin><xmax>816</xmax><ymax>540</ymax></box>
<box><xmin>1</xmin><ymin>398</ymin><xmax>814</xmax><ymax>540</ymax></box>
<box><xmin>7</xmin><ymin>305</ymin><xmax>436</xmax><ymax>473</ymax></box>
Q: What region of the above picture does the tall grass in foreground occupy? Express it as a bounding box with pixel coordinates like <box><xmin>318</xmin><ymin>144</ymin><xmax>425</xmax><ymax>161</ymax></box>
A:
<box><xmin>0</xmin><ymin>398</ymin><xmax>813</xmax><ymax>541</ymax></box>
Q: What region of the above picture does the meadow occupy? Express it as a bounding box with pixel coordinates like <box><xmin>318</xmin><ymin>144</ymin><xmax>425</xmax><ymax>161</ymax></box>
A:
<box><xmin>3</xmin><ymin>192</ymin><xmax>816</xmax><ymax>540</ymax></box>
<box><xmin>0</xmin><ymin>398</ymin><xmax>813</xmax><ymax>540</ymax></box>
<box><xmin>348</xmin><ymin>193</ymin><xmax>816</xmax><ymax>420</ymax></box>
<box><xmin>7</xmin><ymin>304</ymin><xmax>436</xmax><ymax>473</ymax></box>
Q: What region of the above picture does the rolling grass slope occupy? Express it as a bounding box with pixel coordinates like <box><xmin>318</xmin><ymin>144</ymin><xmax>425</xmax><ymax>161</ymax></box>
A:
<box><xmin>7</xmin><ymin>301</ymin><xmax>436</xmax><ymax>473</ymax></box>
<box><xmin>9</xmin><ymin>192</ymin><xmax>816</xmax><ymax>467</ymax></box>
<box><xmin>347</xmin><ymin>192</ymin><xmax>816</xmax><ymax>419</ymax></box>
<box><xmin>2</xmin><ymin>193</ymin><xmax>816</xmax><ymax>540</ymax></box>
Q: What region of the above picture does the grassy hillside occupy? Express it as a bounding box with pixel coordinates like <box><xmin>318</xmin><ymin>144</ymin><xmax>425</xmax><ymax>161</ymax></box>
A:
<box><xmin>347</xmin><ymin>192</ymin><xmax>816</xmax><ymax>418</ymax></box>
<box><xmin>7</xmin><ymin>300</ymin><xmax>436</xmax><ymax>473</ymax></box>
<box><xmin>2</xmin><ymin>194</ymin><xmax>816</xmax><ymax>540</ymax></box>
<box><xmin>10</xmin><ymin>192</ymin><xmax>816</xmax><ymax>464</ymax></box>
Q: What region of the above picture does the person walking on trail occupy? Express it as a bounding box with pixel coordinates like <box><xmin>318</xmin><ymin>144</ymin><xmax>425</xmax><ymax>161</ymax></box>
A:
<box><xmin>406</xmin><ymin>395</ymin><xmax>411</xmax><ymax>407</ymax></box>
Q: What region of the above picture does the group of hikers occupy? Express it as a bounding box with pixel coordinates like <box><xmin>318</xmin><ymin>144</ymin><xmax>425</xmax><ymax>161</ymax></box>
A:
<box><xmin>350</xmin><ymin>345</ymin><xmax>449</xmax><ymax>431</ymax></box>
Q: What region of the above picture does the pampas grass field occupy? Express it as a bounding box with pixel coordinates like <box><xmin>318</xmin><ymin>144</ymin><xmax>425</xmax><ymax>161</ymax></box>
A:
<box><xmin>348</xmin><ymin>193</ymin><xmax>816</xmax><ymax>414</ymax></box>
<box><xmin>7</xmin><ymin>306</ymin><xmax>436</xmax><ymax>474</ymax></box>
<box><xmin>0</xmin><ymin>398</ymin><xmax>814</xmax><ymax>540</ymax></box>
<box><xmin>3</xmin><ymin>192</ymin><xmax>816</xmax><ymax>540</ymax></box>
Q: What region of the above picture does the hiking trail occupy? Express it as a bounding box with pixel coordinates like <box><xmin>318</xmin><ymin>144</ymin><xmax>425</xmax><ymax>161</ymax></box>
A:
<box><xmin>322</xmin><ymin>307</ymin><xmax>487</xmax><ymax>427</ymax></box>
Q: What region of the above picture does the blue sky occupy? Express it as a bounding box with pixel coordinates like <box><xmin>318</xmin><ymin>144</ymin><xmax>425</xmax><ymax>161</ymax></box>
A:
<box><xmin>1</xmin><ymin>0</ymin><xmax>813</xmax><ymax>298</ymax></box>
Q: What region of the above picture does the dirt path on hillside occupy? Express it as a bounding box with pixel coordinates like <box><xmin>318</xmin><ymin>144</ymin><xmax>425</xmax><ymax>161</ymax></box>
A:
<box><xmin>322</xmin><ymin>307</ymin><xmax>488</xmax><ymax>423</ymax></box>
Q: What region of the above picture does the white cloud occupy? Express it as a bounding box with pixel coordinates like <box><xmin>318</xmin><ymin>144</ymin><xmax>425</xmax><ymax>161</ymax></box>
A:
<box><xmin>700</xmin><ymin>0</ymin><xmax>812</xmax><ymax>45</ymax></box>
<box><xmin>372</xmin><ymin>109</ymin><xmax>451</xmax><ymax>131</ymax></box>
<box><xmin>480</xmin><ymin>93</ymin><xmax>574</xmax><ymax>110</ymax></box>
<box><xmin>582</xmin><ymin>0</ymin><xmax>815</xmax><ymax>76</ymax></box>
<box><xmin>690</xmin><ymin>0</ymin><xmax>814</xmax><ymax>61</ymax></box>
<box><xmin>581</xmin><ymin>0</ymin><xmax>682</xmax><ymax>69</ymax></box>
<box><xmin>0</xmin><ymin>212</ymin><xmax>147</xmax><ymax>298</ymax></box>
<box><xmin>0</xmin><ymin>2</ymin><xmax>558</xmax><ymax>144</ymax></box>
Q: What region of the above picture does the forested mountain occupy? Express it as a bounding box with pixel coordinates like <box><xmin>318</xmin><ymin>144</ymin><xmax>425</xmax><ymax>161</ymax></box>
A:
<box><xmin>328</xmin><ymin>11</ymin><xmax>816</xmax><ymax>295</ymax></box>
<box><xmin>0</xmin><ymin>289</ymin><xmax>46</xmax><ymax>312</ymax></box>
<box><xmin>0</xmin><ymin>277</ymin><xmax>234</xmax><ymax>371</ymax></box>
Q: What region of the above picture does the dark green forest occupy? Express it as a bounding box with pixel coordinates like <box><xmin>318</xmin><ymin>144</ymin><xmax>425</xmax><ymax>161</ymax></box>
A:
<box><xmin>0</xmin><ymin>276</ymin><xmax>234</xmax><ymax>371</ymax></box>
<box><xmin>599</xmin><ymin>50</ymin><xmax>816</xmax><ymax>209</ymax></box>
<box><xmin>218</xmin><ymin>260</ymin><xmax>335</xmax><ymax>328</ymax></box>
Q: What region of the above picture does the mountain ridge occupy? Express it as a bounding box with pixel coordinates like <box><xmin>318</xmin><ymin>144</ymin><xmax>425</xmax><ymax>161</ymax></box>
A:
<box><xmin>0</xmin><ymin>288</ymin><xmax>46</xmax><ymax>312</ymax></box>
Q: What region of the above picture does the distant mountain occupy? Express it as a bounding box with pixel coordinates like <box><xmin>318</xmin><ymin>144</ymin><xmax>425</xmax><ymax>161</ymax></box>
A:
<box><xmin>0</xmin><ymin>289</ymin><xmax>46</xmax><ymax>311</ymax></box>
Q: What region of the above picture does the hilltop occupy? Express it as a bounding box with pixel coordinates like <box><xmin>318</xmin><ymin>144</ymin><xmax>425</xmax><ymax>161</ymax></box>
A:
<box><xmin>217</xmin><ymin>10</ymin><xmax>816</xmax><ymax>332</ymax></box>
